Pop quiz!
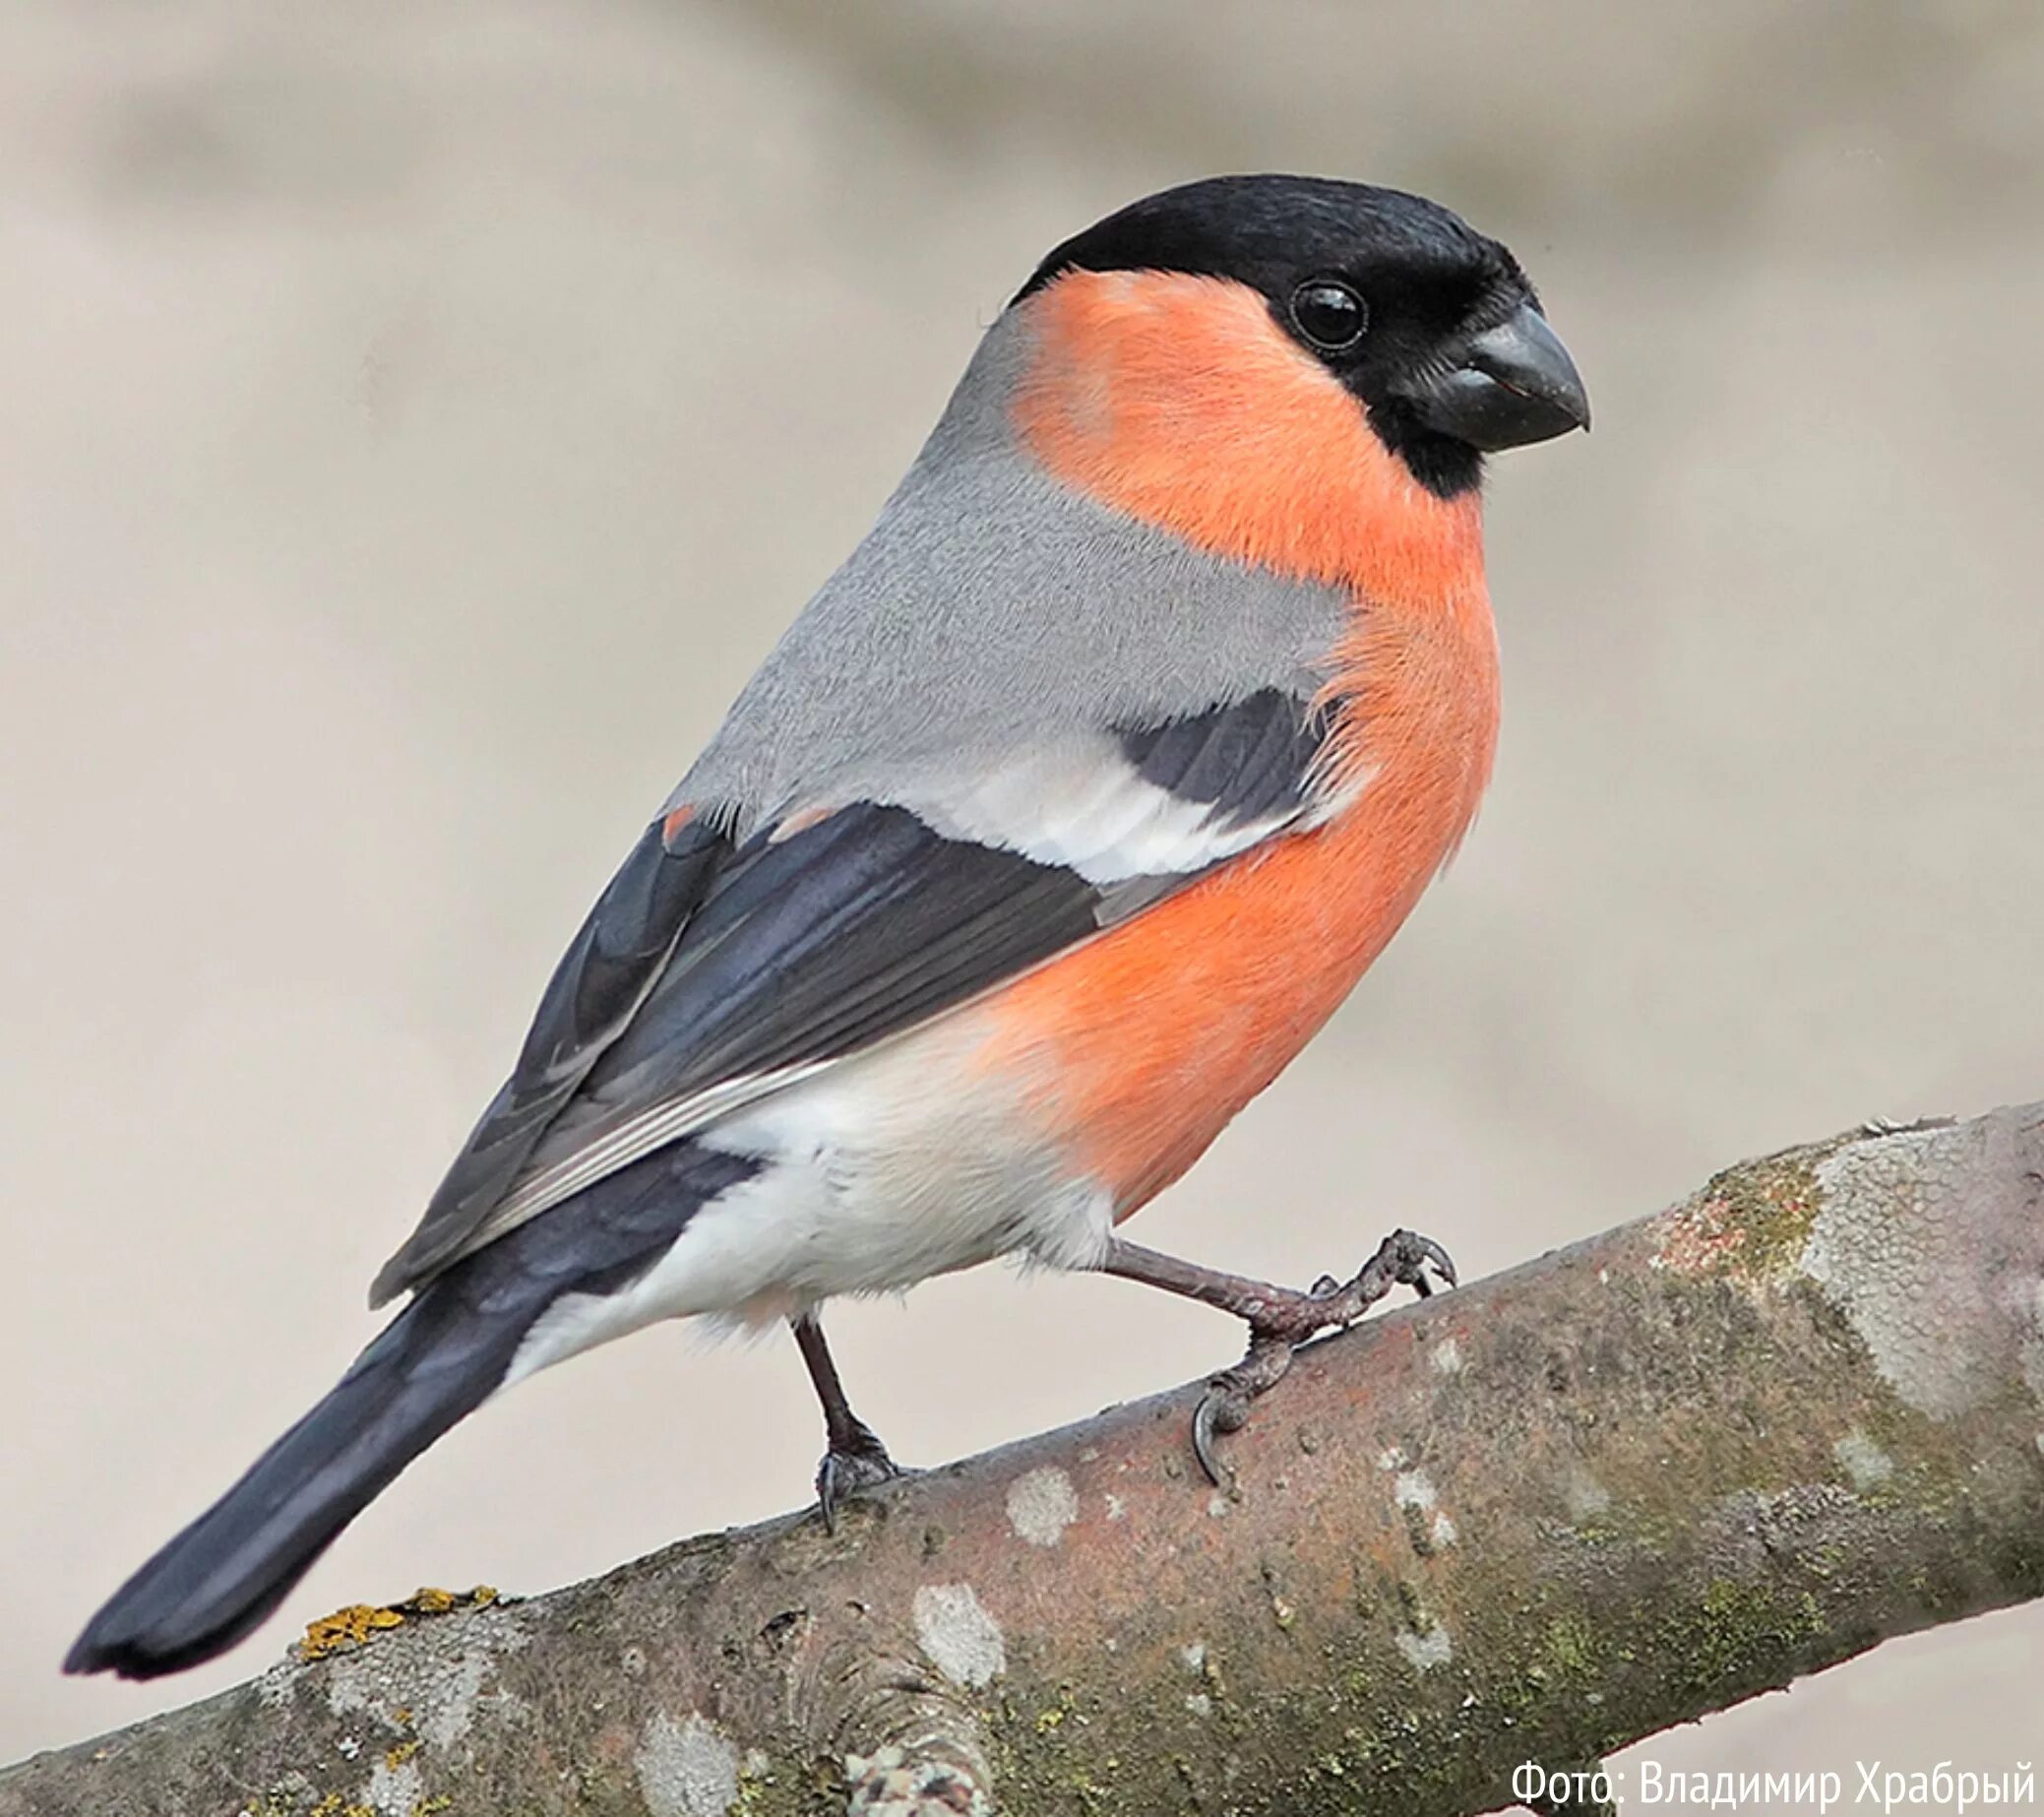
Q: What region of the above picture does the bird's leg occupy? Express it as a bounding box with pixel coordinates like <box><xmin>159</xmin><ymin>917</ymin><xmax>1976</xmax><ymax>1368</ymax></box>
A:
<box><xmin>1098</xmin><ymin>1229</ymin><xmax>1456</xmax><ymax>1485</ymax></box>
<box><xmin>790</xmin><ymin>1312</ymin><xmax>899</xmax><ymax>1532</ymax></box>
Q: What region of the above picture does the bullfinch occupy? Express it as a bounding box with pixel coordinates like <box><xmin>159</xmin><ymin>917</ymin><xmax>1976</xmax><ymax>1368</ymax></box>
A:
<box><xmin>67</xmin><ymin>174</ymin><xmax>1587</xmax><ymax>1679</ymax></box>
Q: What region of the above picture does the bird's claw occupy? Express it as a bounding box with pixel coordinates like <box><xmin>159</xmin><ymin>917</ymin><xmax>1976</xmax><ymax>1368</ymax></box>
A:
<box><xmin>1188</xmin><ymin>1226</ymin><xmax>1456</xmax><ymax>1486</ymax></box>
<box><xmin>1296</xmin><ymin>1227</ymin><xmax>1458</xmax><ymax>1328</ymax></box>
<box><xmin>1379</xmin><ymin>1227</ymin><xmax>1457</xmax><ymax>1297</ymax></box>
<box><xmin>1190</xmin><ymin>1384</ymin><xmax>1243</xmax><ymax>1486</ymax></box>
<box><xmin>814</xmin><ymin>1421</ymin><xmax>900</xmax><ymax>1534</ymax></box>
<box><xmin>1193</xmin><ymin>1335</ymin><xmax>1297</xmax><ymax>1486</ymax></box>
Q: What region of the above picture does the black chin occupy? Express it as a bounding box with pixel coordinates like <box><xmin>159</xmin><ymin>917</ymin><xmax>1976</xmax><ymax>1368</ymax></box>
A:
<box><xmin>1366</xmin><ymin>400</ymin><xmax>1486</xmax><ymax>499</ymax></box>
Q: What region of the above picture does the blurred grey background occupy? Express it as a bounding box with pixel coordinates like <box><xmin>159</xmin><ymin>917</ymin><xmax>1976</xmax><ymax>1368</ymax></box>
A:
<box><xmin>3</xmin><ymin>0</ymin><xmax>2040</xmax><ymax>1791</ymax></box>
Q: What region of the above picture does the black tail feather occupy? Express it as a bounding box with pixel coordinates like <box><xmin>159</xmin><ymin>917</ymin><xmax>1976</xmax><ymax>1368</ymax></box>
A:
<box><xmin>66</xmin><ymin>1139</ymin><xmax>759</xmax><ymax>1679</ymax></box>
<box><xmin>64</xmin><ymin>1281</ymin><xmax>526</xmax><ymax>1678</ymax></box>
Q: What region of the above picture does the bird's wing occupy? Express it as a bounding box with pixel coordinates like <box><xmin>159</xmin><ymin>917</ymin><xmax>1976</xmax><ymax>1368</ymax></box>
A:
<box><xmin>371</xmin><ymin>686</ymin><xmax>1343</xmax><ymax>1303</ymax></box>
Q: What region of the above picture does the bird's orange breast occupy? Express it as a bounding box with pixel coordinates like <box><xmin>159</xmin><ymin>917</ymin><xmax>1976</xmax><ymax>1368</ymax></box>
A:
<box><xmin>977</xmin><ymin>268</ymin><xmax>1500</xmax><ymax>1212</ymax></box>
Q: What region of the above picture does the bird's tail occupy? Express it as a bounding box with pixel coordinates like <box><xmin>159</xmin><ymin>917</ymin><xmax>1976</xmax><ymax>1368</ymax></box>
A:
<box><xmin>63</xmin><ymin>1269</ymin><xmax>534</xmax><ymax>1679</ymax></box>
<box><xmin>66</xmin><ymin>1140</ymin><xmax>761</xmax><ymax>1679</ymax></box>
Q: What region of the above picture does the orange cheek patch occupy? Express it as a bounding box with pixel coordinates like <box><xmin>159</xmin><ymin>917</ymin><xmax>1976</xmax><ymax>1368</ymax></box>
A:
<box><xmin>1012</xmin><ymin>270</ymin><xmax>1485</xmax><ymax>610</ymax></box>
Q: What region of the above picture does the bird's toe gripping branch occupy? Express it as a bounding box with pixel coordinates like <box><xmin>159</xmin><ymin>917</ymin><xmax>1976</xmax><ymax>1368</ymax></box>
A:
<box><xmin>1103</xmin><ymin>1228</ymin><xmax>1456</xmax><ymax>1486</ymax></box>
<box><xmin>815</xmin><ymin>1419</ymin><xmax>902</xmax><ymax>1535</ymax></box>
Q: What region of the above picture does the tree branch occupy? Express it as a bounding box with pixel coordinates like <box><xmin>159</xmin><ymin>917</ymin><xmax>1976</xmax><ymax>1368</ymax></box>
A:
<box><xmin>6</xmin><ymin>1105</ymin><xmax>2042</xmax><ymax>1817</ymax></box>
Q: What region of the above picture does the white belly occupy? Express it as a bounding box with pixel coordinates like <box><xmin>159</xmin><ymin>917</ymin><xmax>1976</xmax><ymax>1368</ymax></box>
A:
<box><xmin>502</xmin><ymin>1015</ymin><xmax>1110</xmax><ymax>1386</ymax></box>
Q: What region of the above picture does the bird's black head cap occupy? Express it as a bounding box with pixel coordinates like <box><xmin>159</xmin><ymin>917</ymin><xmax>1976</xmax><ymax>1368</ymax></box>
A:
<box><xmin>1016</xmin><ymin>175</ymin><xmax>1585</xmax><ymax>498</ymax></box>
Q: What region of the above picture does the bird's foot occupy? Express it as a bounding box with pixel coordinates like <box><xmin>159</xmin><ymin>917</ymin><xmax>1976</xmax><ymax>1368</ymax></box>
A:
<box><xmin>1191</xmin><ymin>1227</ymin><xmax>1456</xmax><ymax>1486</ymax></box>
<box><xmin>815</xmin><ymin>1416</ymin><xmax>901</xmax><ymax>1534</ymax></box>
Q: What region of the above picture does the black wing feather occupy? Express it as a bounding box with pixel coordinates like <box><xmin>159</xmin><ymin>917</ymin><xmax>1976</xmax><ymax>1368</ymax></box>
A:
<box><xmin>523</xmin><ymin>805</ymin><xmax>1100</xmax><ymax>1184</ymax></box>
<box><xmin>1118</xmin><ymin>687</ymin><xmax>1329</xmax><ymax>824</ymax></box>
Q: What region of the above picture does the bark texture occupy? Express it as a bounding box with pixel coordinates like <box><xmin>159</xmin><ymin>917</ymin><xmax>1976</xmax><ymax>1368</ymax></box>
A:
<box><xmin>5</xmin><ymin>1104</ymin><xmax>2042</xmax><ymax>1817</ymax></box>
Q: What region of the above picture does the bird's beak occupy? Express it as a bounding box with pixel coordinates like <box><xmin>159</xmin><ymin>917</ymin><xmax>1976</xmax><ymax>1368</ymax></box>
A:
<box><xmin>1400</xmin><ymin>302</ymin><xmax>1590</xmax><ymax>452</ymax></box>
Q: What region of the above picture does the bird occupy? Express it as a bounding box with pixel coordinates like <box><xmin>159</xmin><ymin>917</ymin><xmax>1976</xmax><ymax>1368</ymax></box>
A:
<box><xmin>66</xmin><ymin>173</ymin><xmax>1587</xmax><ymax>1680</ymax></box>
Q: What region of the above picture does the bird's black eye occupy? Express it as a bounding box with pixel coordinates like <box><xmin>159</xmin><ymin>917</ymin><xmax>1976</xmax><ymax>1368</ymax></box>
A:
<box><xmin>1289</xmin><ymin>280</ymin><xmax>1367</xmax><ymax>351</ymax></box>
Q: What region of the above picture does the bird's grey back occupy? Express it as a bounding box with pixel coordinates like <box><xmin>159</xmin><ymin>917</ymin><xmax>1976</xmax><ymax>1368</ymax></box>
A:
<box><xmin>677</xmin><ymin>305</ymin><xmax>1352</xmax><ymax>831</ymax></box>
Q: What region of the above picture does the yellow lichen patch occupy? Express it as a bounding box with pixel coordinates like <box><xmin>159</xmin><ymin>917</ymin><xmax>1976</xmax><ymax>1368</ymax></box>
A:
<box><xmin>386</xmin><ymin>1737</ymin><xmax>421</xmax><ymax>1771</ymax></box>
<box><xmin>299</xmin><ymin>1604</ymin><xmax>406</xmax><ymax>1660</ymax></box>
<box><xmin>395</xmin><ymin>1584</ymin><xmax>498</xmax><ymax>1617</ymax></box>
<box><xmin>296</xmin><ymin>1587</ymin><xmax>503</xmax><ymax>1661</ymax></box>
